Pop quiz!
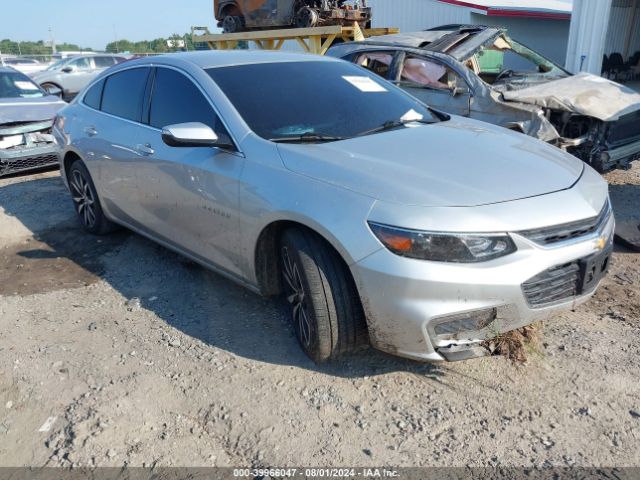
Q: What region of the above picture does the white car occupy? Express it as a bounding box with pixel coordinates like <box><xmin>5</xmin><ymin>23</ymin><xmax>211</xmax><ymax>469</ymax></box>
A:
<box><xmin>0</xmin><ymin>57</ymin><xmax>47</xmax><ymax>76</ymax></box>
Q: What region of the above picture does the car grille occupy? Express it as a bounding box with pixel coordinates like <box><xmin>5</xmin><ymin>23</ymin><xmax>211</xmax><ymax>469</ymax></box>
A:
<box><xmin>608</xmin><ymin>110</ymin><xmax>640</xmax><ymax>146</ymax></box>
<box><xmin>0</xmin><ymin>154</ymin><xmax>58</xmax><ymax>176</ymax></box>
<box><xmin>518</xmin><ymin>200</ymin><xmax>611</xmax><ymax>246</ymax></box>
<box><xmin>522</xmin><ymin>261</ymin><xmax>581</xmax><ymax>308</ymax></box>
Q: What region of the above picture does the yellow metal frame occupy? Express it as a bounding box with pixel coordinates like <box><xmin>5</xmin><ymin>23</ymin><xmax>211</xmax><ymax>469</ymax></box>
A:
<box><xmin>192</xmin><ymin>24</ymin><xmax>399</xmax><ymax>55</ymax></box>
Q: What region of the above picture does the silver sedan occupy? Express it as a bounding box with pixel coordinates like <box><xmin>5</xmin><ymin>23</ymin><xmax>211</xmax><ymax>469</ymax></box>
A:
<box><xmin>53</xmin><ymin>51</ymin><xmax>613</xmax><ymax>363</ymax></box>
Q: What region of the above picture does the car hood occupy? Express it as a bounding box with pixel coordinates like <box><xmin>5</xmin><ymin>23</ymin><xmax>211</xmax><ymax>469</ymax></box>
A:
<box><xmin>501</xmin><ymin>73</ymin><xmax>640</xmax><ymax>122</ymax></box>
<box><xmin>0</xmin><ymin>96</ymin><xmax>66</xmax><ymax>126</ymax></box>
<box><xmin>277</xmin><ymin>117</ymin><xmax>584</xmax><ymax>207</ymax></box>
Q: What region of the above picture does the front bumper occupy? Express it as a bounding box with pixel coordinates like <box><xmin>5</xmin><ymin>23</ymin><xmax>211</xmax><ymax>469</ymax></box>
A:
<box><xmin>352</xmin><ymin>214</ymin><xmax>615</xmax><ymax>362</ymax></box>
<box><xmin>0</xmin><ymin>143</ymin><xmax>59</xmax><ymax>177</ymax></box>
<box><xmin>601</xmin><ymin>138</ymin><xmax>640</xmax><ymax>170</ymax></box>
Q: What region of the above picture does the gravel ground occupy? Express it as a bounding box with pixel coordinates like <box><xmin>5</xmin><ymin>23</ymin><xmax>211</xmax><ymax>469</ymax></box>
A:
<box><xmin>0</xmin><ymin>166</ymin><xmax>639</xmax><ymax>468</ymax></box>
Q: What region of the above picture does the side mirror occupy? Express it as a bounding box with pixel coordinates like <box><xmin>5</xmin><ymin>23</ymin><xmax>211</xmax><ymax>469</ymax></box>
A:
<box><xmin>161</xmin><ymin>122</ymin><xmax>233</xmax><ymax>149</ymax></box>
<box><xmin>43</xmin><ymin>84</ymin><xmax>63</xmax><ymax>98</ymax></box>
<box><xmin>61</xmin><ymin>66</ymin><xmax>74</xmax><ymax>73</ymax></box>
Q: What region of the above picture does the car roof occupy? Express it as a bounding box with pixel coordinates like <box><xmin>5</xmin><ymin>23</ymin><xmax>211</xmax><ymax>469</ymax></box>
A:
<box><xmin>359</xmin><ymin>25</ymin><xmax>502</xmax><ymax>52</ymax></box>
<box><xmin>127</xmin><ymin>50</ymin><xmax>342</xmax><ymax>70</ymax></box>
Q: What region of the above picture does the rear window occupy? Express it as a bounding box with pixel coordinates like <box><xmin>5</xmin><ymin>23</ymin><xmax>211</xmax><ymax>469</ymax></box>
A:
<box><xmin>83</xmin><ymin>79</ymin><xmax>104</xmax><ymax>110</ymax></box>
<box><xmin>101</xmin><ymin>68</ymin><xmax>149</xmax><ymax>122</ymax></box>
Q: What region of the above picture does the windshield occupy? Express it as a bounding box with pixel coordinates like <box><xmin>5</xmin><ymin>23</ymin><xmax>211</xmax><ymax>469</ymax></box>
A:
<box><xmin>0</xmin><ymin>71</ymin><xmax>45</xmax><ymax>99</ymax></box>
<box><xmin>206</xmin><ymin>61</ymin><xmax>439</xmax><ymax>142</ymax></box>
<box><xmin>470</xmin><ymin>34</ymin><xmax>568</xmax><ymax>85</ymax></box>
<box><xmin>46</xmin><ymin>58</ymin><xmax>70</xmax><ymax>71</ymax></box>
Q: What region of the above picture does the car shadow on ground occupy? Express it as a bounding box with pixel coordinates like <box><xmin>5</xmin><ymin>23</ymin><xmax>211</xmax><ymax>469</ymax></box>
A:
<box><xmin>0</xmin><ymin>174</ymin><xmax>447</xmax><ymax>380</ymax></box>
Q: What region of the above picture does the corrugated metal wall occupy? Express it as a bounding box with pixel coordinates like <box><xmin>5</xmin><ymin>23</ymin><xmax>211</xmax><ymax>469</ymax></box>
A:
<box><xmin>605</xmin><ymin>0</ymin><xmax>640</xmax><ymax>57</ymax></box>
<box><xmin>368</xmin><ymin>0</ymin><xmax>471</xmax><ymax>30</ymax></box>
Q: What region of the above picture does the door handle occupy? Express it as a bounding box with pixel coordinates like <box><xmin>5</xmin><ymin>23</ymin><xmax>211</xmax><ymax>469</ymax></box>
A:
<box><xmin>84</xmin><ymin>126</ymin><xmax>98</xmax><ymax>137</ymax></box>
<box><xmin>135</xmin><ymin>144</ymin><xmax>155</xmax><ymax>156</ymax></box>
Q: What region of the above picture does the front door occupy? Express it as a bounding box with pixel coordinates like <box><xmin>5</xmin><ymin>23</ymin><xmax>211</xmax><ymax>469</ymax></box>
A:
<box><xmin>134</xmin><ymin>67</ymin><xmax>245</xmax><ymax>276</ymax></box>
<box><xmin>61</xmin><ymin>56</ymin><xmax>96</xmax><ymax>96</ymax></box>
<box><xmin>394</xmin><ymin>54</ymin><xmax>471</xmax><ymax>117</ymax></box>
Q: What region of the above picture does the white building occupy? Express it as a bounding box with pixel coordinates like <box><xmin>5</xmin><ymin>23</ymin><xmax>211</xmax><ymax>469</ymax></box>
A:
<box><xmin>368</xmin><ymin>0</ymin><xmax>573</xmax><ymax>65</ymax></box>
<box><xmin>566</xmin><ymin>0</ymin><xmax>640</xmax><ymax>75</ymax></box>
<box><xmin>368</xmin><ymin>0</ymin><xmax>640</xmax><ymax>75</ymax></box>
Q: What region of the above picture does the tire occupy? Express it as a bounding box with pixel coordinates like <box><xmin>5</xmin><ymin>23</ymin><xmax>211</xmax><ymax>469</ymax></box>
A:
<box><xmin>68</xmin><ymin>160</ymin><xmax>118</xmax><ymax>235</ymax></box>
<box><xmin>222</xmin><ymin>15</ymin><xmax>243</xmax><ymax>33</ymax></box>
<box><xmin>295</xmin><ymin>7</ymin><xmax>319</xmax><ymax>28</ymax></box>
<box><xmin>280</xmin><ymin>228</ymin><xmax>368</xmax><ymax>363</ymax></box>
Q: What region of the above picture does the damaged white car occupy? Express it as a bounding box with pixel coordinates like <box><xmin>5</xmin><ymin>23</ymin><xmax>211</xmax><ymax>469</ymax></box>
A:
<box><xmin>328</xmin><ymin>25</ymin><xmax>640</xmax><ymax>173</ymax></box>
<box><xmin>0</xmin><ymin>66</ymin><xmax>66</xmax><ymax>177</ymax></box>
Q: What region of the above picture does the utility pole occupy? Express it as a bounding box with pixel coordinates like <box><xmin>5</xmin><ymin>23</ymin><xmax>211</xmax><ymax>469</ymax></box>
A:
<box><xmin>49</xmin><ymin>27</ymin><xmax>57</xmax><ymax>53</ymax></box>
<box><xmin>113</xmin><ymin>24</ymin><xmax>119</xmax><ymax>53</ymax></box>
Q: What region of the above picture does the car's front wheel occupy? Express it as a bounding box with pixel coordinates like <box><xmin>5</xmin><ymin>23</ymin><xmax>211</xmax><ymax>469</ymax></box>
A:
<box><xmin>280</xmin><ymin>228</ymin><xmax>368</xmax><ymax>363</ymax></box>
<box><xmin>222</xmin><ymin>15</ymin><xmax>244</xmax><ymax>33</ymax></box>
<box><xmin>68</xmin><ymin>160</ymin><xmax>117</xmax><ymax>235</ymax></box>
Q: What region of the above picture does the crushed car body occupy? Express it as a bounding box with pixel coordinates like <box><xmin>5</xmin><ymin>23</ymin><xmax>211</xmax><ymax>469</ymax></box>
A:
<box><xmin>328</xmin><ymin>25</ymin><xmax>640</xmax><ymax>172</ymax></box>
<box><xmin>0</xmin><ymin>67</ymin><xmax>65</xmax><ymax>177</ymax></box>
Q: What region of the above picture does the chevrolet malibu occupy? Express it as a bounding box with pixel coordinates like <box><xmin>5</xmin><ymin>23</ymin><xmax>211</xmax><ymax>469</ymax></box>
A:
<box><xmin>54</xmin><ymin>51</ymin><xmax>614</xmax><ymax>363</ymax></box>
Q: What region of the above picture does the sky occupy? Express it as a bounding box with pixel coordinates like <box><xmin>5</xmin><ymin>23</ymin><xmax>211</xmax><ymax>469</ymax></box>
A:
<box><xmin>2</xmin><ymin>0</ymin><xmax>218</xmax><ymax>50</ymax></box>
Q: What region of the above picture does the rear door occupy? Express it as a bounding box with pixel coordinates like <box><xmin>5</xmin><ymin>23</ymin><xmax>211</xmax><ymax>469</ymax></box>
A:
<box><xmin>134</xmin><ymin>66</ymin><xmax>245</xmax><ymax>275</ymax></box>
<box><xmin>82</xmin><ymin>67</ymin><xmax>152</xmax><ymax>227</ymax></box>
<box><xmin>393</xmin><ymin>53</ymin><xmax>471</xmax><ymax>117</ymax></box>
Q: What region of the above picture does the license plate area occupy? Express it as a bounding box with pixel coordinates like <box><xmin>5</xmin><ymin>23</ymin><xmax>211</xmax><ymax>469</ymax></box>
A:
<box><xmin>579</xmin><ymin>247</ymin><xmax>612</xmax><ymax>293</ymax></box>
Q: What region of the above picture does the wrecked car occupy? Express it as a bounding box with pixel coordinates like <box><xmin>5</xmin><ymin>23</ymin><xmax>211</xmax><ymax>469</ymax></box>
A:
<box><xmin>215</xmin><ymin>0</ymin><xmax>372</xmax><ymax>33</ymax></box>
<box><xmin>0</xmin><ymin>66</ymin><xmax>66</xmax><ymax>177</ymax></box>
<box><xmin>328</xmin><ymin>25</ymin><xmax>640</xmax><ymax>172</ymax></box>
<box><xmin>55</xmin><ymin>51</ymin><xmax>612</xmax><ymax>363</ymax></box>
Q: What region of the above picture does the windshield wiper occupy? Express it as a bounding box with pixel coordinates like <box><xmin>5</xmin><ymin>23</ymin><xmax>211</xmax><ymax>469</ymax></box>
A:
<box><xmin>355</xmin><ymin>118</ymin><xmax>435</xmax><ymax>137</ymax></box>
<box><xmin>270</xmin><ymin>132</ymin><xmax>346</xmax><ymax>144</ymax></box>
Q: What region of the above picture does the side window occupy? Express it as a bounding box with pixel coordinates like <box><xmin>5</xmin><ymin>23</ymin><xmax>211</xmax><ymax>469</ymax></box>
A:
<box><xmin>83</xmin><ymin>79</ymin><xmax>104</xmax><ymax>109</ymax></box>
<box><xmin>399</xmin><ymin>56</ymin><xmax>462</xmax><ymax>92</ymax></box>
<box><xmin>94</xmin><ymin>56</ymin><xmax>116</xmax><ymax>68</ymax></box>
<box><xmin>149</xmin><ymin>68</ymin><xmax>229</xmax><ymax>138</ymax></box>
<box><xmin>69</xmin><ymin>57</ymin><xmax>91</xmax><ymax>70</ymax></box>
<box><xmin>354</xmin><ymin>51</ymin><xmax>394</xmax><ymax>78</ymax></box>
<box><xmin>101</xmin><ymin>68</ymin><xmax>149</xmax><ymax>122</ymax></box>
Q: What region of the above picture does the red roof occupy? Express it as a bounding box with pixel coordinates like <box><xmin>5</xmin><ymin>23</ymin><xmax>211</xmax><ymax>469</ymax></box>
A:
<box><xmin>435</xmin><ymin>0</ymin><xmax>572</xmax><ymax>20</ymax></box>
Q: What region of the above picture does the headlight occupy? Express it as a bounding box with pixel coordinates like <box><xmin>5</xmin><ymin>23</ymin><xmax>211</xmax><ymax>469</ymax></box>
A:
<box><xmin>368</xmin><ymin>222</ymin><xmax>517</xmax><ymax>263</ymax></box>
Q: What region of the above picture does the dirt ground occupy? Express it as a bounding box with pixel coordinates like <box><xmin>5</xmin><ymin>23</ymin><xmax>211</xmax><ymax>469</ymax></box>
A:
<box><xmin>0</xmin><ymin>165</ymin><xmax>639</xmax><ymax>469</ymax></box>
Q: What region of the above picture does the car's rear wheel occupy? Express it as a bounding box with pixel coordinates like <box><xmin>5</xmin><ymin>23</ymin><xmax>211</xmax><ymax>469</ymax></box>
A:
<box><xmin>280</xmin><ymin>228</ymin><xmax>368</xmax><ymax>363</ymax></box>
<box><xmin>68</xmin><ymin>160</ymin><xmax>117</xmax><ymax>235</ymax></box>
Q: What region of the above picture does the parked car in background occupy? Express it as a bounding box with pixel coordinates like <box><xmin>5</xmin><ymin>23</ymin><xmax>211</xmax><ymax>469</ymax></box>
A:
<box><xmin>54</xmin><ymin>51</ymin><xmax>612</xmax><ymax>363</ymax></box>
<box><xmin>328</xmin><ymin>25</ymin><xmax>640</xmax><ymax>173</ymax></box>
<box><xmin>31</xmin><ymin>54</ymin><xmax>127</xmax><ymax>101</ymax></box>
<box><xmin>0</xmin><ymin>67</ymin><xmax>66</xmax><ymax>177</ymax></box>
<box><xmin>0</xmin><ymin>57</ymin><xmax>47</xmax><ymax>76</ymax></box>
